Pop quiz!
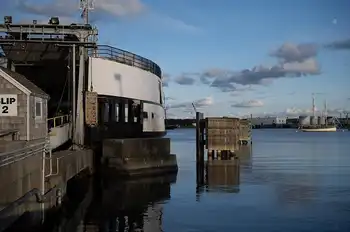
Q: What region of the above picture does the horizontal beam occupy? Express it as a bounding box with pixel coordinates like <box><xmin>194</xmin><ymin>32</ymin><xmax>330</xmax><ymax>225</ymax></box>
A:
<box><xmin>0</xmin><ymin>24</ymin><xmax>96</xmax><ymax>36</ymax></box>
<box><xmin>0</xmin><ymin>39</ymin><xmax>96</xmax><ymax>47</ymax></box>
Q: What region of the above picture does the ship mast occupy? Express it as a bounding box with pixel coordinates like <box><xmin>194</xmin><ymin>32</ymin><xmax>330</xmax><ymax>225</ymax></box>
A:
<box><xmin>312</xmin><ymin>93</ymin><xmax>316</xmax><ymax>117</ymax></box>
<box><xmin>324</xmin><ymin>99</ymin><xmax>328</xmax><ymax>126</ymax></box>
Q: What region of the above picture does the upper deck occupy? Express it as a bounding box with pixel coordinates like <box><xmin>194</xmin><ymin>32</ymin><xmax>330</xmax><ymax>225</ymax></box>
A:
<box><xmin>90</xmin><ymin>45</ymin><xmax>162</xmax><ymax>78</ymax></box>
<box><xmin>0</xmin><ymin>16</ymin><xmax>162</xmax><ymax>78</ymax></box>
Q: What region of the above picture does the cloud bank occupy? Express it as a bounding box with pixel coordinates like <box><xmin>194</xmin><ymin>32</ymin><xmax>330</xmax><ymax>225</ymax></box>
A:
<box><xmin>16</xmin><ymin>0</ymin><xmax>145</xmax><ymax>22</ymax></box>
<box><xmin>325</xmin><ymin>39</ymin><xmax>350</xmax><ymax>50</ymax></box>
<box><xmin>4</xmin><ymin>0</ymin><xmax>200</xmax><ymax>33</ymax></box>
<box><xmin>166</xmin><ymin>42</ymin><xmax>321</xmax><ymax>93</ymax></box>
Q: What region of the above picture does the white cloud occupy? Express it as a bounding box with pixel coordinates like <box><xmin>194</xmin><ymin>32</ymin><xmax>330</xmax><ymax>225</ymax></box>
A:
<box><xmin>160</xmin><ymin>15</ymin><xmax>201</xmax><ymax>33</ymax></box>
<box><xmin>231</xmin><ymin>100</ymin><xmax>264</xmax><ymax>108</ymax></box>
<box><xmin>168</xmin><ymin>96</ymin><xmax>213</xmax><ymax>110</ymax></box>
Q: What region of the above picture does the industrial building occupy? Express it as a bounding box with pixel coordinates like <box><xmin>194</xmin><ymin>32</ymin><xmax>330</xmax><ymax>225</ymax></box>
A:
<box><xmin>251</xmin><ymin>116</ymin><xmax>287</xmax><ymax>128</ymax></box>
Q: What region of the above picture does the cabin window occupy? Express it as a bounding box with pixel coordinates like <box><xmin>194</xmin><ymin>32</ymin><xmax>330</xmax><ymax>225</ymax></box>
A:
<box><xmin>115</xmin><ymin>103</ymin><xmax>119</xmax><ymax>122</ymax></box>
<box><xmin>152</xmin><ymin>113</ymin><xmax>155</xmax><ymax>119</ymax></box>
<box><xmin>132</xmin><ymin>101</ymin><xmax>140</xmax><ymax>123</ymax></box>
<box><xmin>125</xmin><ymin>104</ymin><xmax>128</xmax><ymax>122</ymax></box>
<box><xmin>35</xmin><ymin>97</ymin><xmax>43</xmax><ymax>120</ymax></box>
<box><xmin>143</xmin><ymin>112</ymin><xmax>148</xmax><ymax>119</ymax></box>
<box><xmin>103</xmin><ymin>103</ymin><xmax>109</xmax><ymax>122</ymax></box>
<box><xmin>159</xmin><ymin>81</ymin><xmax>163</xmax><ymax>104</ymax></box>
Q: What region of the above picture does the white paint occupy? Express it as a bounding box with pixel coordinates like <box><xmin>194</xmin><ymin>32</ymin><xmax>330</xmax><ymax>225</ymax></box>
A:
<box><xmin>251</xmin><ymin>116</ymin><xmax>287</xmax><ymax>126</ymax></box>
<box><xmin>88</xmin><ymin>57</ymin><xmax>162</xmax><ymax>104</ymax></box>
<box><xmin>0</xmin><ymin>69</ymin><xmax>31</xmax><ymax>95</ymax></box>
<box><xmin>88</xmin><ymin>56</ymin><xmax>166</xmax><ymax>133</ymax></box>
<box><xmin>143</xmin><ymin>103</ymin><xmax>165</xmax><ymax>132</ymax></box>
<box><xmin>49</xmin><ymin>123</ymin><xmax>71</xmax><ymax>149</ymax></box>
<box><xmin>0</xmin><ymin>94</ymin><xmax>18</xmax><ymax>116</ymax></box>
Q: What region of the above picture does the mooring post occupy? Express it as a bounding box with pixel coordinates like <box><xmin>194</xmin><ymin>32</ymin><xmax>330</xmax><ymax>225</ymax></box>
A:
<box><xmin>196</xmin><ymin>111</ymin><xmax>205</xmax><ymax>185</ymax></box>
<box><xmin>250</xmin><ymin>113</ymin><xmax>253</xmax><ymax>144</ymax></box>
<box><xmin>196</xmin><ymin>112</ymin><xmax>204</xmax><ymax>163</ymax></box>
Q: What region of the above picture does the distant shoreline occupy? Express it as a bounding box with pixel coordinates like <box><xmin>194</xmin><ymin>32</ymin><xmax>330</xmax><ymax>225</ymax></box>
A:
<box><xmin>167</xmin><ymin>126</ymin><xmax>299</xmax><ymax>130</ymax></box>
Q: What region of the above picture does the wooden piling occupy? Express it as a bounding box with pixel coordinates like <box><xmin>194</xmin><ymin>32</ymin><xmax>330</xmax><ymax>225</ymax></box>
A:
<box><xmin>205</xmin><ymin>117</ymin><xmax>240</xmax><ymax>160</ymax></box>
<box><xmin>195</xmin><ymin>112</ymin><xmax>205</xmax><ymax>163</ymax></box>
<box><xmin>196</xmin><ymin>112</ymin><xmax>205</xmax><ymax>185</ymax></box>
<box><xmin>238</xmin><ymin>119</ymin><xmax>252</xmax><ymax>145</ymax></box>
<box><xmin>196</xmin><ymin>114</ymin><xmax>253</xmax><ymax>185</ymax></box>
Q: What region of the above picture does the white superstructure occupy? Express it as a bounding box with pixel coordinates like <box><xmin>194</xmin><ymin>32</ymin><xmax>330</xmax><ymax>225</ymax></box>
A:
<box><xmin>87</xmin><ymin>46</ymin><xmax>166</xmax><ymax>137</ymax></box>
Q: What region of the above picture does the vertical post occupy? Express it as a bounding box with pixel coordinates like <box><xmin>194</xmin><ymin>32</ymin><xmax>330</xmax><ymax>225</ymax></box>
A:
<box><xmin>196</xmin><ymin>112</ymin><xmax>204</xmax><ymax>163</ymax></box>
<box><xmin>250</xmin><ymin>114</ymin><xmax>253</xmax><ymax>144</ymax></box>
<box><xmin>74</xmin><ymin>46</ymin><xmax>85</xmax><ymax>145</ymax></box>
<box><xmin>196</xmin><ymin>112</ymin><xmax>205</xmax><ymax>185</ymax></box>
<box><xmin>72</xmin><ymin>44</ymin><xmax>76</xmax><ymax>144</ymax></box>
<box><xmin>41</xmin><ymin>142</ymin><xmax>46</xmax><ymax>223</ymax></box>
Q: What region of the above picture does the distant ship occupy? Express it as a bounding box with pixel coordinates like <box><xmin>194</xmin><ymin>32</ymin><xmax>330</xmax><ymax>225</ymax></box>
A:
<box><xmin>165</xmin><ymin>124</ymin><xmax>179</xmax><ymax>130</ymax></box>
<box><xmin>300</xmin><ymin>125</ymin><xmax>337</xmax><ymax>132</ymax></box>
<box><xmin>299</xmin><ymin>95</ymin><xmax>337</xmax><ymax>132</ymax></box>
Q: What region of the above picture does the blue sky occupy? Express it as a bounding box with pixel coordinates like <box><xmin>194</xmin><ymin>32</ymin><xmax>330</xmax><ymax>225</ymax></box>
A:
<box><xmin>1</xmin><ymin>0</ymin><xmax>350</xmax><ymax>118</ymax></box>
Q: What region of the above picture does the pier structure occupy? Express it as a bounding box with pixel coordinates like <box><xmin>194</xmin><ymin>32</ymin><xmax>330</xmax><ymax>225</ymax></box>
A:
<box><xmin>195</xmin><ymin>112</ymin><xmax>252</xmax><ymax>186</ymax></box>
<box><xmin>195</xmin><ymin>113</ymin><xmax>252</xmax><ymax>163</ymax></box>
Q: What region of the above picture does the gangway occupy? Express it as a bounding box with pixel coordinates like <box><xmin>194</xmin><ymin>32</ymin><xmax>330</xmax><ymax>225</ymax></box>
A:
<box><xmin>47</xmin><ymin>114</ymin><xmax>71</xmax><ymax>150</ymax></box>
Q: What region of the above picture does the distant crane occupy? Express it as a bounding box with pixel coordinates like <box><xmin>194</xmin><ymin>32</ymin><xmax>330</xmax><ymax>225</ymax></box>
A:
<box><xmin>192</xmin><ymin>102</ymin><xmax>197</xmax><ymax>113</ymax></box>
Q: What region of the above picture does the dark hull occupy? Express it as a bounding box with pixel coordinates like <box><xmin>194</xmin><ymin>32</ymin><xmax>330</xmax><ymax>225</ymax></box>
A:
<box><xmin>166</xmin><ymin>125</ymin><xmax>178</xmax><ymax>130</ymax></box>
<box><xmin>85</xmin><ymin>95</ymin><xmax>166</xmax><ymax>147</ymax></box>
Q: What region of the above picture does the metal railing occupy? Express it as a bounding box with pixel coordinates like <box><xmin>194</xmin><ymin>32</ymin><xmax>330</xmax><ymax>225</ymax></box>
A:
<box><xmin>0</xmin><ymin>141</ymin><xmax>46</xmax><ymax>168</ymax></box>
<box><xmin>0</xmin><ymin>129</ymin><xmax>19</xmax><ymax>140</ymax></box>
<box><xmin>89</xmin><ymin>45</ymin><xmax>162</xmax><ymax>78</ymax></box>
<box><xmin>47</xmin><ymin>114</ymin><xmax>71</xmax><ymax>130</ymax></box>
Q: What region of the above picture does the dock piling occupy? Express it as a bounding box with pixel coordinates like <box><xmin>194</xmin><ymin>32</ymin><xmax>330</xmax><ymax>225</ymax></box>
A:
<box><xmin>195</xmin><ymin>113</ymin><xmax>252</xmax><ymax>186</ymax></box>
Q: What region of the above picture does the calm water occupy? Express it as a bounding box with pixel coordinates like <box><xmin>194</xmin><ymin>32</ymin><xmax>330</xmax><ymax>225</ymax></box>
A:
<box><xmin>77</xmin><ymin>129</ymin><xmax>350</xmax><ymax>232</ymax></box>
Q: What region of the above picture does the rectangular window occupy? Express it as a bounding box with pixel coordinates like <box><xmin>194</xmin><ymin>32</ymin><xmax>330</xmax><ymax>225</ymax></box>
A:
<box><xmin>35</xmin><ymin>97</ymin><xmax>42</xmax><ymax>120</ymax></box>
<box><xmin>143</xmin><ymin>112</ymin><xmax>148</xmax><ymax>119</ymax></box>
<box><xmin>115</xmin><ymin>103</ymin><xmax>119</xmax><ymax>122</ymax></box>
<box><xmin>125</xmin><ymin>104</ymin><xmax>128</xmax><ymax>122</ymax></box>
<box><xmin>159</xmin><ymin>81</ymin><xmax>163</xmax><ymax>104</ymax></box>
<box><xmin>103</xmin><ymin>102</ymin><xmax>109</xmax><ymax>122</ymax></box>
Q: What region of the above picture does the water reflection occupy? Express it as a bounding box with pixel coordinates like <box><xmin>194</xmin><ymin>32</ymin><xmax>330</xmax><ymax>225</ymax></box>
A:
<box><xmin>196</xmin><ymin>145</ymin><xmax>252</xmax><ymax>197</ymax></box>
<box><xmin>81</xmin><ymin>174</ymin><xmax>177</xmax><ymax>232</ymax></box>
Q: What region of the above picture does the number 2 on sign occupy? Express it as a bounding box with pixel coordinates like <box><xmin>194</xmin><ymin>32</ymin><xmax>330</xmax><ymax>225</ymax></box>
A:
<box><xmin>1</xmin><ymin>106</ymin><xmax>8</xmax><ymax>114</ymax></box>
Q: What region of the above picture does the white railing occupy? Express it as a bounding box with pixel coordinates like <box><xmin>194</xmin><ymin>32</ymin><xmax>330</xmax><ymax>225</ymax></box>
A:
<box><xmin>47</xmin><ymin>114</ymin><xmax>71</xmax><ymax>129</ymax></box>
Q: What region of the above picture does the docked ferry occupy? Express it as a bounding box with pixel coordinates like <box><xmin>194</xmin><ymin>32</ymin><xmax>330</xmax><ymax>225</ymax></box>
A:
<box><xmin>0</xmin><ymin>18</ymin><xmax>167</xmax><ymax>146</ymax></box>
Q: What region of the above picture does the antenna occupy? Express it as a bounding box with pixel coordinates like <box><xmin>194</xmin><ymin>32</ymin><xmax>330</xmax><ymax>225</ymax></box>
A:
<box><xmin>79</xmin><ymin>0</ymin><xmax>95</xmax><ymax>24</ymax></box>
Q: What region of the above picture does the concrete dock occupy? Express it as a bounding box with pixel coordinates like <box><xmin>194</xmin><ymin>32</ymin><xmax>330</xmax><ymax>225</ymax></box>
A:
<box><xmin>102</xmin><ymin>137</ymin><xmax>178</xmax><ymax>177</ymax></box>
